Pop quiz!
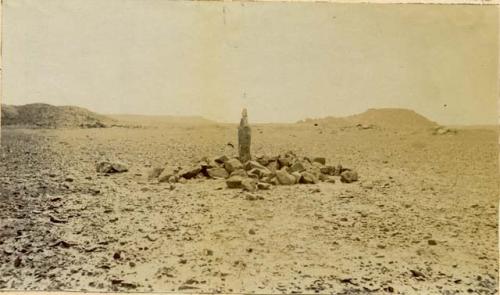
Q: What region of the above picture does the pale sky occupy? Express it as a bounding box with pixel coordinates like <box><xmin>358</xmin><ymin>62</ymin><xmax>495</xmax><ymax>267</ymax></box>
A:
<box><xmin>2</xmin><ymin>0</ymin><xmax>498</xmax><ymax>124</ymax></box>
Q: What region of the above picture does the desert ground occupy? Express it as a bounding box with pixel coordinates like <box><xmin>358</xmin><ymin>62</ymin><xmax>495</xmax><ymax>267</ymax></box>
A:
<box><xmin>0</xmin><ymin>110</ymin><xmax>498</xmax><ymax>294</ymax></box>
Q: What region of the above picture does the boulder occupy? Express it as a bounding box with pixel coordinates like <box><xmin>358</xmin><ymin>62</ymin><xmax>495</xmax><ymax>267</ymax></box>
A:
<box><xmin>300</xmin><ymin>171</ymin><xmax>319</xmax><ymax>184</ymax></box>
<box><xmin>313</xmin><ymin>157</ymin><xmax>326</xmax><ymax>165</ymax></box>
<box><xmin>275</xmin><ymin>169</ymin><xmax>296</xmax><ymax>185</ymax></box>
<box><xmin>241</xmin><ymin>178</ymin><xmax>258</xmax><ymax>192</ymax></box>
<box><xmin>207</xmin><ymin>167</ymin><xmax>229</xmax><ymax>179</ymax></box>
<box><xmin>340</xmin><ymin>170</ymin><xmax>358</xmax><ymax>183</ymax></box>
<box><xmin>158</xmin><ymin>166</ymin><xmax>179</xmax><ymax>183</ymax></box>
<box><xmin>226</xmin><ymin>176</ymin><xmax>244</xmax><ymax>188</ymax></box>
<box><xmin>224</xmin><ymin>158</ymin><xmax>243</xmax><ymax>174</ymax></box>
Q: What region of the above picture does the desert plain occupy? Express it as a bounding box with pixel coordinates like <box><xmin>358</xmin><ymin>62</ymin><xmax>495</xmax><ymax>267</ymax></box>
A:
<box><xmin>0</xmin><ymin>106</ymin><xmax>498</xmax><ymax>294</ymax></box>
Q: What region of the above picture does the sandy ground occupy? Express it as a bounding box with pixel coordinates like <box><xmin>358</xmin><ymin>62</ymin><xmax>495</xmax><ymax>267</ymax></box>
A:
<box><xmin>0</xmin><ymin>122</ymin><xmax>498</xmax><ymax>294</ymax></box>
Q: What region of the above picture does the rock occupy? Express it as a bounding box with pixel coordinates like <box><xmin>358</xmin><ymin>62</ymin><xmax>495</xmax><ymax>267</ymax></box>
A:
<box><xmin>291</xmin><ymin>171</ymin><xmax>302</xmax><ymax>184</ymax></box>
<box><xmin>241</xmin><ymin>178</ymin><xmax>258</xmax><ymax>192</ymax></box>
<box><xmin>248</xmin><ymin>167</ymin><xmax>272</xmax><ymax>179</ymax></box>
<box><xmin>340</xmin><ymin>170</ymin><xmax>358</xmax><ymax>183</ymax></box>
<box><xmin>249</xmin><ymin>229</ymin><xmax>256</xmax><ymax>235</ymax></box>
<box><xmin>111</xmin><ymin>162</ymin><xmax>129</xmax><ymax>173</ymax></box>
<box><xmin>207</xmin><ymin>167</ymin><xmax>229</xmax><ymax>179</ymax></box>
<box><xmin>14</xmin><ymin>256</ymin><xmax>22</xmax><ymax>268</ymax></box>
<box><xmin>289</xmin><ymin>161</ymin><xmax>306</xmax><ymax>173</ymax></box>
<box><xmin>179</xmin><ymin>166</ymin><xmax>202</xmax><ymax>179</ymax></box>
<box><xmin>147</xmin><ymin>167</ymin><xmax>164</xmax><ymax>180</ymax></box>
<box><xmin>266</xmin><ymin>161</ymin><xmax>279</xmax><ymax>172</ymax></box>
<box><xmin>178</xmin><ymin>177</ymin><xmax>187</xmax><ymax>184</ymax></box>
<box><xmin>96</xmin><ymin>161</ymin><xmax>128</xmax><ymax>173</ymax></box>
<box><xmin>257</xmin><ymin>182</ymin><xmax>271</xmax><ymax>190</ymax></box>
<box><xmin>168</xmin><ymin>175</ymin><xmax>178</xmax><ymax>183</ymax></box>
<box><xmin>301</xmin><ymin>171</ymin><xmax>319</xmax><ymax>184</ymax></box>
<box><xmin>334</xmin><ymin>164</ymin><xmax>343</xmax><ymax>176</ymax></box>
<box><xmin>230</xmin><ymin>169</ymin><xmax>247</xmax><ymax>178</ymax></box>
<box><xmin>276</xmin><ymin>169</ymin><xmax>296</xmax><ymax>185</ymax></box>
<box><xmin>428</xmin><ymin>239</ymin><xmax>437</xmax><ymax>246</ymax></box>
<box><xmin>326</xmin><ymin>176</ymin><xmax>336</xmax><ymax>184</ymax></box>
<box><xmin>243</xmin><ymin>160</ymin><xmax>266</xmax><ymax>171</ymax></box>
<box><xmin>226</xmin><ymin>176</ymin><xmax>244</xmax><ymax>188</ymax></box>
<box><xmin>313</xmin><ymin>157</ymin><xmax>326</xmax><ymax>165</ymax></box>
<box><xmin>224</xmin><ymin>158</ymin><xmax>243</xmax><ymax>174</ymax></box>
<box><xmin>158</xmin><ymin>166</ymin><xmax>179</xmax><ymax>183</ymax></box>
<box><xmin>256</xmin><ymin>155</ymin><xmax>270</xmax><ymax>166</ymax></box>
<box><xmin>238</xmin><ymin>108</ymin><xmax>252</xmax><ymax>163</ymax></box>
<box><xmin>320</xmin><ymin>165</ymin><xmax>335</xmax><ymax>175</ymax></box>
<box><xmin>278</xmin><ymin>157</ymin><xmax>292</xmax><ymax>168</ymax></box>
<box><xmin>214</xmin><ymin>155</ymin><xmax>229</xmax><ymax>164</ymax></box>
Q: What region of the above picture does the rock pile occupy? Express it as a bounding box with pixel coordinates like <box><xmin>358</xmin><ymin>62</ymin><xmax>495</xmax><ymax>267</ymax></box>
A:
<box><xmin>147</xmin><ymin>151</ymin><xmax>358</xmax><ymax>192</ymax></box>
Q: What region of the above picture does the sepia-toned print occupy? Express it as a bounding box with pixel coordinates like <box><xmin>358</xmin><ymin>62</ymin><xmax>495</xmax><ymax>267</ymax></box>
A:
<box><xmin>0</xmin><ymin>1</ymin><xmax>498</xmax><ymax>294</ymax></box>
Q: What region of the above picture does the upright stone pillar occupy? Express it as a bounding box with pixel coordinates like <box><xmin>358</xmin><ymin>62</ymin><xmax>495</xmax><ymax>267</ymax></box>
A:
<box><xmin>238</xmin><ymin>108</ymin><xmax>251</xmax><ymax>163</ymax></box>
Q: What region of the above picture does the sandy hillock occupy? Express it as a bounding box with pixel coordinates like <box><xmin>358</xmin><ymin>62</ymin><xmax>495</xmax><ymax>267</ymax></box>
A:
<box><xmin>299</xmin><ymin>108</ymin><xmax>438</xmax><ymax>130</ymax></box>
<box><xmin>1</xmin><ymin>103</ymin><xmax>115</xmax><ymax>128</ymax></box>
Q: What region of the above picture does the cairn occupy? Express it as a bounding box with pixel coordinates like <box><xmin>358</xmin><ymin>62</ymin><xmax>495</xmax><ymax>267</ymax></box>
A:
<box><xmin>238</xmin><ymin>108</ymin><xmax>252</xmax><ymax>163</ymax></box>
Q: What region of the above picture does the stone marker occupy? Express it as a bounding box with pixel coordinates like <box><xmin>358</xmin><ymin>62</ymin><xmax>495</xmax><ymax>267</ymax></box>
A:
<box><xmin>238</xmin><ymin>108</ymin><xmax>252</xmax><ymax>163</ymax></box>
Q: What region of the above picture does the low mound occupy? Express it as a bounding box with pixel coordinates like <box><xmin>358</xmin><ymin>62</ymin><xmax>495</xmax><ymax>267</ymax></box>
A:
<box><xmin>299</xmin><ymin>108</ymin><xmax>438</xmax><ymax>130</ymax></box>
<box><xmin>1</xmin><ymin>103</ymin><xmax>115</xmax><ymax>128</ymax></box>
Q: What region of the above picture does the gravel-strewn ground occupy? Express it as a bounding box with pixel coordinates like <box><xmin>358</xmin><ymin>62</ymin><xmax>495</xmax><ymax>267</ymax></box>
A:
<box><xmin>0</xmin><ymin>122</ymin><xmax>498</xmax><ymax>294</ymax></box>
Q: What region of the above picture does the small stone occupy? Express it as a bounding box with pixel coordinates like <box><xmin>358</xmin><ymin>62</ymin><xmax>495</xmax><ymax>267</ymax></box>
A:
<box><xmin>147</xmin><ymin>167</ymin><xmax>164</xmax><ymax>180</ymax></box>
<box><xmin>241</xmin><ymin>178</ymin><xmax>258</xmax><ymax>192</ymax></box>
<box><xmin>129</xmin><ymin>261</ymin><xmax>136</xmax><ymax>267</ymax></box>
<box><xmin>275</xmin><ymin>169</ymin><xmax>296</xmax><ymax>185</ymax></box>
<box><xmin>340</xmin><ymin>170</ymin><xmax>358</xmax><ymax>183</ymax></box>
<box><xmin>256</xmin><ymin>155</ymin><xmax>270</xmax><ymax>166</ymax></box>
<box><xmin>301</xmin><ymin>171</ymin><xmax>319</xmax><ymax>184</ymax></box>
<box><xmin>224</xmin><ymin>158</ymin><xmax>243</xmax><ymax>174</ymax></box>
<box><xmin>96</xmin><ymin>161</ymin><xmax>114</xmax><ymax>173</ymax></box>
<box><xmin>168</xmin><ymin>175</ymin><xmax>179</xmax><ymax>183</ymax></box>
<box><xmin>179</xmin><ymin>166</ymin><xmax>201</xmax><ymax>179</ymax></box>
<box><xmin>266</xmin><ymin>161</ymin><xmax>279</xmax><ymax>172</ymax></box>
<box><xmin>113</xmin><ymin>252</ymin><xmax>121</xmax><ymax>260</ymax></box>
<box><xmin>428</xmin><ymin>239</ymin><xmax>437</xmax><ymax>246</ymax></box>
<box><xmin>204</xmin><ymin>249</ymin><xmax>213</xmax><ymax>256</ymax></box>
<box><xmin>207</xmin><ymin>167</ymin><xmax>229</xmax><ymax>179</ymax></box>
<box><xmin>230</xmin><ymin>169</ymin><xmax>247</xmax><ymax>178</ymax></box>
<box><xmin>291</xmin><ymin>171</ymin><xmax>302</xmax><ymax>184</ymax></box>
<box><xmin>13</xmin><ymin>256</ymin><xmax>22</xmax><ymax>268</ymax></box>
<box><xmin>249</xmin><ymin>229</ymin><xmax>256</xmax><ymax>235</ymax></box>
<box><xmin>226</xmin><ymin>176</ymin><xmax>244</xmax><ymax>189</ymax></box>
<box><xmin>243</xmin><ymin>160</ymin><xmax>266</xmax><ymax>171</ymax></box>
<box><xmin>257</xmin><ymin>182</ymin><xmax>271</xmax><ymax>190</ymax></box>
<box><xmin>214</xmin><ymin>155</ymin><xmax>229</xmax><ymax>164</ymax></box>
<box><xmin>289</xmin><ymin>161</ymin><xmax>306</xmax><ymax>173</ymax></box>
<box><xmin>320</xmin><ymin>165</ymin><xmax>335</xmax><ymax>175</ymax></box>
<box><xmin>312</xmin><ymin>157</ymin><xmax>326</xmax><ymax>165</ymax></box>
<box><xmin>158</xmin><ymin>166</ymin><xmax>179</xmax><ymax>183</ymax></box>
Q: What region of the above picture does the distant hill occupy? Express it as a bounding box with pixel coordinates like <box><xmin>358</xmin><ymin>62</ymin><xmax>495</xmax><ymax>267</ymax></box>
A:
<box><xmin>108</xmin><ymin>114</ymin><xmax>217</xmax><ymax>126</ymax></box>
<box><xmin>298</xmin><ymin>108</ymin><xmax>438</xmax><ymax>130</ymax></box>
<box><xmin>1</xmin><ymin>103</ymin><xmax>115</xmax><ymax>128</ymax></box>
